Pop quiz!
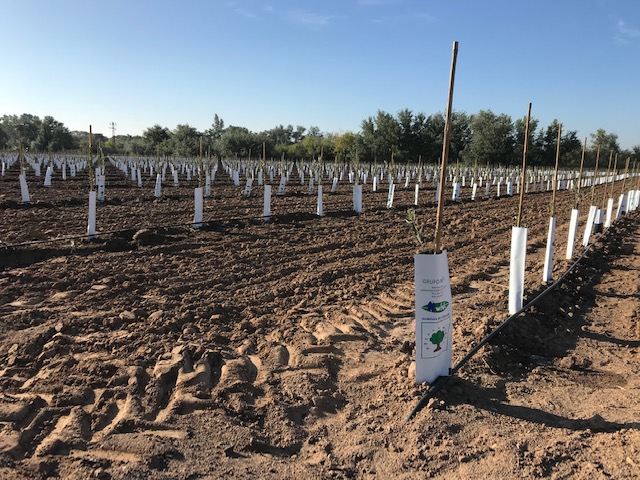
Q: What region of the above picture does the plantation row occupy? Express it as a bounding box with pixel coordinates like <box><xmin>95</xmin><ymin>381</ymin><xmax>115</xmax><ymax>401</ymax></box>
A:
<box><xmin>0</xmin><ymin>152</ymin><xmax>638</xmax><ymax>246</ymax></box>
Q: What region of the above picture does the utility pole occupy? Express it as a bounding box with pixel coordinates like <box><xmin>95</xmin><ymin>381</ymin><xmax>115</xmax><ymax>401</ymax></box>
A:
<box><xmin>109</xmin><ymin>122</ymin><xmax>117</xmax><ymax>145</ymax></box>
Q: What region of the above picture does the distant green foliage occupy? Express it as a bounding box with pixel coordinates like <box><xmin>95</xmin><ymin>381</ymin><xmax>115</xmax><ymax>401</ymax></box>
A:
<box><xmin>1</xmin><ymin>111</ymin><xmax>633</xmax><ymax>168</ymax></box>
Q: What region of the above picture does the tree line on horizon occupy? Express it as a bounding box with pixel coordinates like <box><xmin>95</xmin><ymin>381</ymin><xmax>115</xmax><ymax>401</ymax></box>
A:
<box><xmin>1</xmin><ymin>111</ymin><xmax>637</xmax><ymax>168</ymax></box>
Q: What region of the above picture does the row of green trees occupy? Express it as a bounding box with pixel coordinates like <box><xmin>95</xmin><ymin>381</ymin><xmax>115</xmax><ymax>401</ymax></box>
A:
<box><xmin>0</xmin><ymin>114</ymin><xmax>76</xmax><ymax>152</ymax></box>
<box><xmin>2</xmin><ymin>111</ymin><xmax>637</xmax><ymax>167</ymax></box>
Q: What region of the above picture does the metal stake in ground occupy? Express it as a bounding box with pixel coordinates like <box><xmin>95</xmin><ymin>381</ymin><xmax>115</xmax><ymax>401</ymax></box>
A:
<box><xmin>434</xmin><ymin>41</ymin><xmax>458</xmax><ymax>254</ymax></box>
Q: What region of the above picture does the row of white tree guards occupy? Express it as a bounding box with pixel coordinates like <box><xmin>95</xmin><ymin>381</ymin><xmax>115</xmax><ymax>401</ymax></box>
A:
<box><xmin>2</xmin><ymin>153</ymin><xmax>638</xmax><ymax>244</ymax></box>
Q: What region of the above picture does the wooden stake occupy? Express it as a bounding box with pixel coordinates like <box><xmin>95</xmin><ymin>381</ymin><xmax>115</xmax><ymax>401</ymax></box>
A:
<box><xmin>516</xmin><ymin>102</ymin><xmax>532</xmax><ymax>228</ymax></box>
<box><xmin>610</xmin><ymin>153</ymin><xmax>618</xmax><ymax>199</ymax></box>
<box><xmin>550</xmin><ymin>123</ymin><xmax>562</xmax><ymax>218</ymax></box>
<box><xmin>602</xmin><ymin>151</ymin><xmax>613</xmax><ymax>207</ymax></box>
<box><xmin>574</xmin><ymin>136</ymin><xmax>587</xmax><ymax>209</ymax></box>
<box><xmin>434</xmin><ymin>41</ymin><xmax>459</xmax><ymax>254</ymax></box>
<box><xmin>590</xmin><ymin>144</ymin><xmax>601</xmax><ymax>205</ymax></box>
<box><xmin>620</xmin><ymin>156</ymin><xmax>630</xmax><ymax>194</ymax></box>
<box><xmin>199</xmin><ymin>136</ymin><xmax>204</xmax><ymax>188</ymax></box>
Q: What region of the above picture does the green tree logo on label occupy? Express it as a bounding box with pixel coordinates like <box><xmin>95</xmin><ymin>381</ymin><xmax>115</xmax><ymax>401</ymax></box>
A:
<box><xmin>430</xmin><ymin>330</ymin><xmax>446</xmax><ymax>352</ymax></box>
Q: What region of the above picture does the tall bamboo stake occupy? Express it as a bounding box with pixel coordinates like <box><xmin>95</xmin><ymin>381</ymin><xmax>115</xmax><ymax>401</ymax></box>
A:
<box><xmin>88</xmin><ymin>125</ymin><xmax>95</xmax><ymax>191</ymax></box>
<box><xmin>434</xmin><ymin>41</ymin><xmax>459</xmax><ymax>254</ymax></box>
<box><xmin>199</xmin><ymin>136</ymin><xmax>203</xmax><ymax>188</ymax></box>
<box><xmin>620</xmin><ymin>156</ymin><xmax>630</xmax><ymax>194</ymax></box>
<box><xmin>602</xmin><ymin>151</ymin><xmax>613</xmax><ymax>208</ymax></box>
<box><xmin>574</xmin><ymin>137</ymin><xmax>587</xmax><ymax>209</ymax></box>
<box><xmin>550</xmin><ymin>123</ymin><xmax>562</xmax><ymax>218</ymax></box>
<box><xmin>516</xmin><ymin>102</ymin><xmax>532</xmax><ymax>228</ymax></box>
<box><xmin>609</xmin><ymin>153</ymin><xmax>618</xmax><ymax>199</ymax></box>
<box><xmin>590</xmin><ymin>144</ymin><xmax>601</xmax><ymax>205</ymax></box>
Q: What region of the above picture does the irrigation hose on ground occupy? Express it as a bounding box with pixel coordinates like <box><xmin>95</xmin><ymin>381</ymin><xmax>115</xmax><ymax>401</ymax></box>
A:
<box><xmin>405</xmin><ymin>216</ymin><xmax>635</xmax><ymax>422</ymax></box>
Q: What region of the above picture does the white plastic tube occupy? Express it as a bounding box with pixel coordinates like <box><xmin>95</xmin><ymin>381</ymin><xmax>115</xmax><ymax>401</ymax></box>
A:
<box><xmin>263</xmin><ymin>185</ymin><xmax>272</xmax><ymax>219</ymax></box>
<box><xmin>87</xmin><ymin>191</ymin><xmax>97</xmax><ymax>238</ymax></box>
<box><xmin>19</xmin><ymin>173</ymin><xmax>30</xmax><ymax>203</ymax></box>
<box><xmin>316</xmin><ymin>185</ymin><xmax>323</xmax><ymax>216</ymax></box>
<box><xmin>542</xmin><ymin>217</ymin><xmax>556</xmax><ymax>283</ymax></box>
<box><xmin>387</xmin><ymin>183</ymin><xmax>395</xmax><ymax>208</ymax></box>
<box><xmin>353</xmin><ymin>185</ymin><xmax>363</xmax><ymax>214</ymax></box>
<box><xmin>604</xmin><ymin>198</ymin><xmax>614</xmax><ymax>228</ymax></box>
<box><xmin>193</xmin><ymin>187</ymin><xmax>203</xmax><ymax>228</ymax></box>
<box><xmin>566</xmin><ymin>208</ymin><xmax>579</xmax><ymax>259</ymax></box>
<box><xmin>509</xmin><ymin>226</ymin><xmax>528</xmax><ymax>314</ymax></box>
<box><xmin>154</xmin><ymin>174</ymin><xmax>162</xmax><ymax>198</ymax></box>
<box><xmin>582</xmin><ymin>205</ymin><xmax>597</xmax><ymax>247</ymax></box>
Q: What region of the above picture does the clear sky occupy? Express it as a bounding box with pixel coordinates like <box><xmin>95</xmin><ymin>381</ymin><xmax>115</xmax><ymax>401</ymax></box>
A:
<box><xmin>1</xmin><ymin>0</ymin><xmax>638</xmax><ymax>148</ymax></box>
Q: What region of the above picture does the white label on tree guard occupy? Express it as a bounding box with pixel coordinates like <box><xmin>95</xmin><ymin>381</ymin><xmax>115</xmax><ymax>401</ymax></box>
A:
<box><xmin>414</xmin><ymin>251</ymin><xmax>452</xmax><ymax>384</ymax></box>
<box><xmin>452</xmin><ymin>182</ymin><xmax>460</xmax><ymax>201</ymax></box>
<box><xmin>244</xmin><ymin>178</ymin><xmax>253</xmax><ymax>197</ymax></box>
<box><xmin>508</xmin><ymin>226</ymin><xmax>528</xmax><ymax>314</ymax></box>
<box><xmin>316</xmin><ymin>185</ymin><xmax>323</xmax><ymax>216</ymax></box>
<box><xmin>582</xmin><ymin>205</ymin><xmax>597</xmax><ymax>247</ymax></box>
<box><xmin>193</xmin><ymin>187</ymin><xmax>203</xmax><ymax>228</ymax></box>
<box><xmin>387</xmin><ymin>183</ymin><xmax>395</xmax><ymax>208</ymax></box>
<box><xmin>263</xmin><ymin>185</ymin><xmax>272</xmax><ymax>219</ymax></box>
<box><xmin>87</xmin><ymin>190</ymin><xmax>97</xmax><ymax>238</ymax></box>
<box><xmin>566</xmin><ymin>208</ymin><xmax>579</xmax><ymax>259</ymax></box>
<box><xmin>543</xmin><ymin>217</ymin><xmax>556</xmax><ymax>283</ymax></box>
<box><xmin>353</xmin><ymin>185</ymin><xmax>363</xmax><ymax>213</ymax></box>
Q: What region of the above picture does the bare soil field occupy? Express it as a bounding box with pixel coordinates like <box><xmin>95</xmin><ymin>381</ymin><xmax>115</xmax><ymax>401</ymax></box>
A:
<box><xmin>0</xmin><ymin>162</ymin><xmax>638</xmax><ymax>479</ymax></box>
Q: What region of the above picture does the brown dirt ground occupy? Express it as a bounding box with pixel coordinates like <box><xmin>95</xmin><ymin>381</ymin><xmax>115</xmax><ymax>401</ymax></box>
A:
<box><xmin>0</xmin><ymin>160</ymin><xmax>638</xmax><ymax>479</ymax></box>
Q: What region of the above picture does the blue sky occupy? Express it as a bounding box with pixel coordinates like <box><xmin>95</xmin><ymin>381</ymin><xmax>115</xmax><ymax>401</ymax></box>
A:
<box><xmin>1</xmin><ymin>0</ymin><xmax>639</xmax><ymax>148</ymax></box>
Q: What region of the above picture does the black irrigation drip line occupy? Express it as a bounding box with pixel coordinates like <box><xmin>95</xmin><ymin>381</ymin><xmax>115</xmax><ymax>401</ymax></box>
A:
<box><xmin>404</xmin><ymin>219</ymin><xmax>628</xmax><ymax>422</ymax></box>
